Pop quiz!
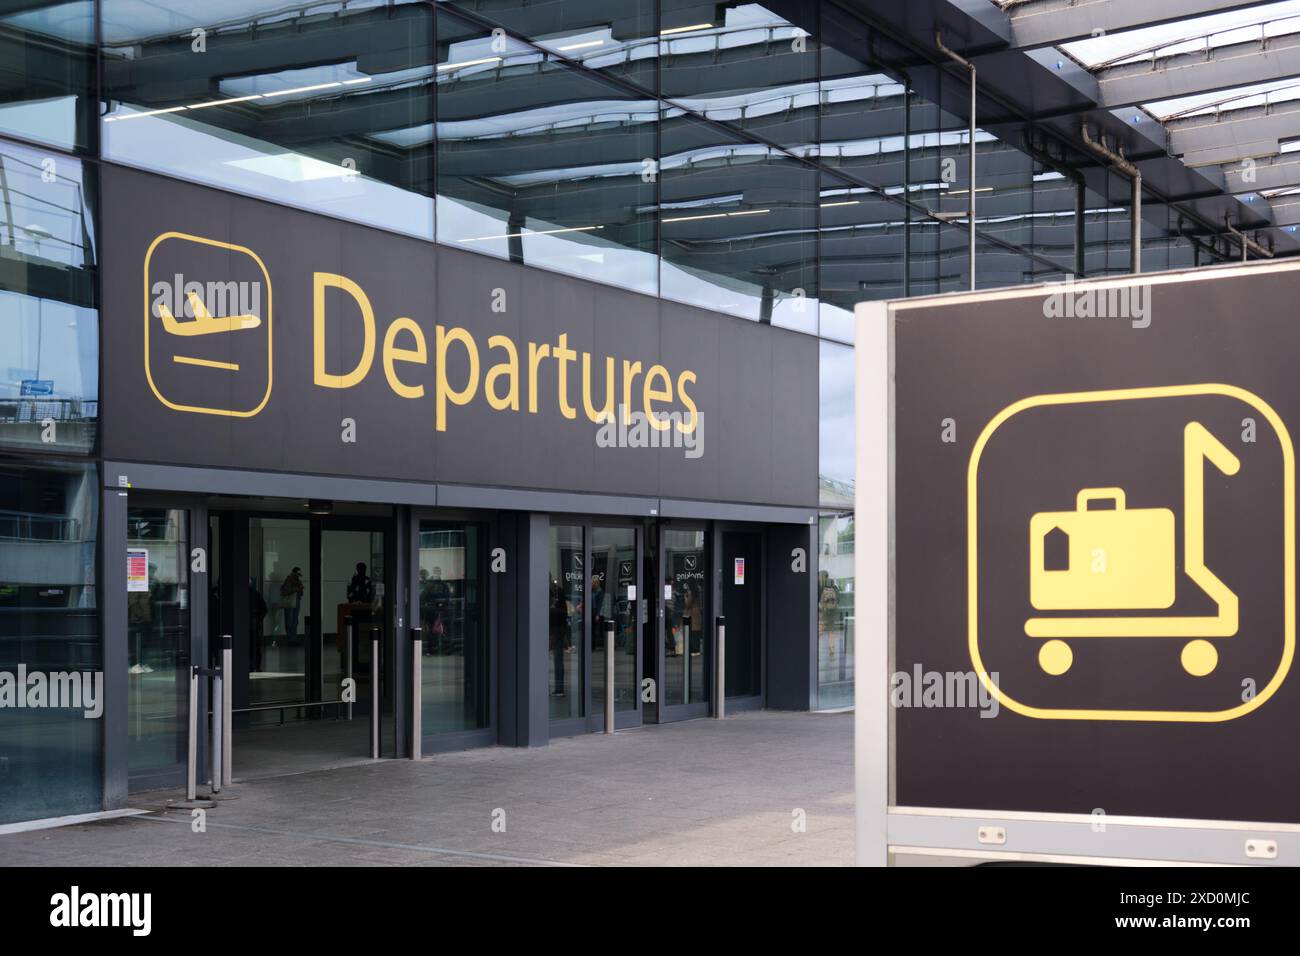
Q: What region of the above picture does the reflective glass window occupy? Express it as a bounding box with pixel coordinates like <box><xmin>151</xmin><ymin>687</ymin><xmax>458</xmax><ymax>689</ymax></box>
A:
<box><xmin>0</xmin><ymin>1</ymin><xmax>95</xmax><ymax>151</ymax></box>
<box><xmin>0</xmin><ymin>139</ymin><xmax>98</xmax><ymax>453</ymax></box>
<box><xmin>0</xmin><ymin>457</ymin><xmax>100</xmax><ymax>823</ymax></box>
<box><xmin>419</xmin><ymin>521</ymin><xmax>489</xmax><ymax>734</ymax></box>
<box><xmin>435</xmin><ymin>7</ymin><xmax>658</xmax><ymax>293</ymax></box>
<box><xmin>101</xmin><ymin>0</ymin><xmax>435</xmax><ymax>238</ymax></box>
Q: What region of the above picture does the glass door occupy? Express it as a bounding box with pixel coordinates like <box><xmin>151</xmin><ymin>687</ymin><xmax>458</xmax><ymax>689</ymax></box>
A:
<box><xmin>248</xmin><ymin>517</ymin><xmax>310</xmax><ymax>715</ymax></box>
<box><xmin>127</xmin><ymin>505</ymin><xmax>191</xmax><ymax>784</ymax></box>
<box><xmin>548</xmin><ymin>524</ymin><xmax>584</xmax><ymax>722</ymax></box>
<box><xmin>417</xmin><ymin>520</ymin><xmax>489</xmax><ymax>737</ymax></box>
<box><xmin>660</xmin><ymin>527</ymin><xmax>709</xmax><ymax>720</ymax></box>
<box><xmin>320</xmin><ymin>525</ymin><xmax>385</xmax><ymax>720</ymax></box>
<box><xmin>590</xmin><ymin>526</ymin><xmax>640</xmax><ymax>730</ymax></box>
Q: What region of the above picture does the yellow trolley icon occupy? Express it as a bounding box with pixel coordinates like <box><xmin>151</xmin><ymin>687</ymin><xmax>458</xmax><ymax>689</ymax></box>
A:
<box><xmin>1026</xmin><ymin>422</ymin><xmax>1240</xmax><ymax>677</ymax></box>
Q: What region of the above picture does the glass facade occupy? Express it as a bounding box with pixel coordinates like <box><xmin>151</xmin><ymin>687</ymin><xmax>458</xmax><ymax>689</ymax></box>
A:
<box><xmin>0</xmin><ymin>139</ymin><xmax>99</xmax><ymax>454</ymax></box>
<box><xmin>0</xmin><ymin>0</ymin><xmax>1258</xmax><ymax>816</ymax></box>
<box><xmin>0</xmin><ymin>1</ymin><xmax>96</xmax><ymax>152</ymax></box>
<box><xmin>0</xmin><ymin>457</ymin><xmax>100</xmax><ymax>824</ymax></box>
<box><xmin>100</xmin><ymin>0</ymin><xmax>436</xmax><ymax>237</ymax></box>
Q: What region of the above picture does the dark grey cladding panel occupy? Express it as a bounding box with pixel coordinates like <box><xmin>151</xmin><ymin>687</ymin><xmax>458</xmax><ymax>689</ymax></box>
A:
<box><xmin>101</xmin><ymin>164</ymin><xmax>818</xmax><ymax>508</ymax></box>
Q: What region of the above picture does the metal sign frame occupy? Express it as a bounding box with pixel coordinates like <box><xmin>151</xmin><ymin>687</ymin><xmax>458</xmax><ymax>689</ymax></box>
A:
<box><xmin>855</xmin><ymin>260</ymin><xmax>1300</xmax><ymax>867</ymax></box>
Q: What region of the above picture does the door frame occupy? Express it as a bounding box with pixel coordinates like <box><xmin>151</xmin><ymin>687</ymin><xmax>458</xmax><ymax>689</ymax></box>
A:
<box><xmin>715</xmin><ymin>522</ymin><xmax>766</xmax><ymax>713</ymax></box>
<box><xmin>120</xmin><ymin>492</ymin><xmax>208</xmax><ymax>794</ymax></box>
<box><xmin>408</xmin><ymin>507</ymin><xmax>499</xmax><ymax>754</ymax></box>
<box><xmin>547</xmin><ymin>514</ymin><xmax>644</xmax><ymax>736</ymax></box>
<box><xmin>656</xmin><ymin>519</ymin><xmax>712</xmax><ymax>724</ymax></box>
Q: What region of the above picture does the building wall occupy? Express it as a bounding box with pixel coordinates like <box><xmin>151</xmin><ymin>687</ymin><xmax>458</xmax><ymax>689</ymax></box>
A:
<box><xmin>0</xmin><ymin>0</ymin><xmax>1247</xmax><ymax>822</ymax></box>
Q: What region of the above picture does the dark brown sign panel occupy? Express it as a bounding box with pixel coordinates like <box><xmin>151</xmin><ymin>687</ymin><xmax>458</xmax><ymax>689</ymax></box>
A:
<box><xmin>894</xmin><ymin>266</ymin><xmax>1299</xmax><ymax>823</ymax></box>
<box><xmin>100</xmin><ymin>165</ymin><xmax>818</xmax><ymax>508</ymax></box>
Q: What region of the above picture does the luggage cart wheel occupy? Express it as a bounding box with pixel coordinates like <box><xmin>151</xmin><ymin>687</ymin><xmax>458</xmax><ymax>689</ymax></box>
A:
<box><xmin>1038</xmin><ymin>639</ymin><xmax>1073</xmax><ymax>675</ymax></box>
<box><xmin>1180</xmin><ymin>639</ymin><xmax>1218</xmax><ymax>677</ymax></box>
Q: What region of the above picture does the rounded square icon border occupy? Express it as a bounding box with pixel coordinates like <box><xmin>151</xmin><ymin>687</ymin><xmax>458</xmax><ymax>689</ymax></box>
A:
<box><xmin>143</xmin><ymin>231</ymin><xmax>273</xmax><ymax>418</ymax></box>
<box><xmin>967</xmin><ymin>384</ymin><xmax>1296</xmax><ymax>722</ymax></box>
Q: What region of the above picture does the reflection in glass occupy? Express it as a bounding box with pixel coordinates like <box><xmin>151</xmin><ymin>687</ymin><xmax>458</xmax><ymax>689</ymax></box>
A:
<box><xmin>548</xmin><ymin>524</ymin><xmax>584</xmax><ymax>719</ymax></box>
<box><xmin>248</xmin><ymin>518</ymin><xmax>310</xmax><ymax>711</ymax></box>
<box><xmin>818</xmin><ymin>513</ymin><xmax>854</xmax><ymax>709</ymax></box>
<box><xmin>590</xmin><ymin>527</ymin><xmax>636</xmax><ymax>718</ymax></box>
<box><xmin>419</xmin><ymin>522</ymin><xmax>488</xmax><ymax>734</ymax></box>
<box><xmin>435</xmin><ymin>7</ymin><xmax>658</xmax><ymax>293</ymax></box>
<box><xmin>322</xmin><ymin>529</ymin><xmax>383</xmax><ymax>705</ymax></box>
<box><xmin>0</xmin><ymin>1</ymin><xmax>94</xmax><ymax>151</ymax></box>
<box><xmin>0</xmin><ymin>458</ymin><xmax>100</xmax><ymax>822</ymax></box>
<box><xmin>663</xmin><ymin>528</ymin><xmax>706</xmax><ymax>706</ymax></box>
<box><xmin>100</xmin><ymin>0</ymin><xmax>435</xmax><ymax>237</ymax></box>
<box><xmin>0</xmin><ymin>140</ymin><xmax>98</xmax><ymax>452</ymax></box>
<box><xmin>659</xmin><ymin>109</ymin><xmax>817</xmax><ymax>326</ymax></box>
<box><xmin>819</xmin><ymin>340</ymin><xmax>854</xmax><ymax>511</ymax></box>
<box><xmin>127</xmin><ymin>507</ymin><xmax>190</xmax><ymax>776</ymax></box>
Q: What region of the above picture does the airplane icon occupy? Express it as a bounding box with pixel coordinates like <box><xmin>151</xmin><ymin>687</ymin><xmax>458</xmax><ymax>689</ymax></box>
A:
<box><xmin>158</xmin><ymin>290</ymin><xmax>261</xmax><ymax>336</ymax></box>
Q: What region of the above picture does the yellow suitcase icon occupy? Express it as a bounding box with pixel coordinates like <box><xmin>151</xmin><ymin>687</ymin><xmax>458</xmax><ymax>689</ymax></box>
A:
<box><xmin>1024</xmin><ymin>422</ymin><xmax>1241</xmax><ymax>678</ymax></box>
<box><xmin>1030</xmin><ymin>488</ymin><xmax>1175</xmax><ymax>611</ymax></box>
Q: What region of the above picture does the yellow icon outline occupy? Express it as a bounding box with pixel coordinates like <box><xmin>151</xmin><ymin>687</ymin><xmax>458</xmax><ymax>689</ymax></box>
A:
<box><xmin>143</xmin><ymin>231</ymin><xmax>273</xmax><ymax>417</ymax></box>
<box><xmin>968</xmin><ymin>384</ymin><xmax>1295</xmax><ymax>722</ymax></box>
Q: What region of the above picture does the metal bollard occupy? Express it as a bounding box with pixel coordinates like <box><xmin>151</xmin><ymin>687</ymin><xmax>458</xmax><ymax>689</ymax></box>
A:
<box><xmin>221</xmin><ymin>635</ymin><xmax>233</xmax><ymax>787</ymax></box>
<box><xmin>370</xmin><ymin>629</ymin><xmax>380</xmax><ymax>759</ymax></box>
<box><xmin>715</xmin><ymin>616</ymin><xmax>726</xmax><ymax>719</ymax></box>
<box><xmin>682</xmin><ymin>622</ymin><xmax>691</xmax><ymax>702</ymax></box>
<box><xmin>410</xmin><ymin>627</ymin><xmax>422</xmax><ymax>760</ymax></box>
<box><xmin>211</xmin><ymin>666</ymin><xmax>223</xmax><ymax>794</ymax></box>
<box><xmin>345</xmin><ymin>619</ymin><xmax>354</xmax><ymax>722</ymax></box>
<box><xmin>604</xmin><ymin>620</ymin><xmax>615</xmax><ymax>734</ymax></box>
<box><xmin>186</xmin><ymin>665</ymin><xmax>199</xmax><ymax>800</ymax></box>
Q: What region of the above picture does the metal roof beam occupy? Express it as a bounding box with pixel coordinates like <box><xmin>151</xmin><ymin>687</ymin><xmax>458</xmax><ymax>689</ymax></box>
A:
<box><xmin>1221</xmin><ymin>151</ymin><xmax>1300</xmax><ymax>191</ymax></box>
<box><xmin>1168</xmin><ymin>100</ymin><xmax>1300</xmax><ymax>165</ymax></box>
<box><xmin>1097</xmin><ymin>31</ymin><xmax>1300</xmax><ymax>109</ymax></box>
<box><xmin>1006</xmin><ymin>0</ymin><xmax>1267</xmax><ymax>51</ymax></box>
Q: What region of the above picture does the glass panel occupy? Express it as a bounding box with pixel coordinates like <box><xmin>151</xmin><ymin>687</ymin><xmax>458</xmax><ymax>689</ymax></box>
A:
<box><xmin>100</xmin><ymin>0</ymin><xmax>435</xmax><ymax>238</ymax></box>
<box><xmin>659</xmin><ymin>3</ymin><xmax>818</xmax><ymax>333</ymax></box>
<box><xmin>435</xmin><ymin>7</ymin><xmax>658</xmax><ymax>294</ymax></box>
<box><xmin>127</xmin><ymin>506</ymin><xmax>190</xmax><ymax>776</ymax></box>
<box><xmin>662</xmin><ymin>528</ymin><xmax>706</xmax><ymax>706</ymax></box>
<box><xmin>817</xmin><ymin>513</ymin><xmax>854</xmax><ymax>709</ymax></box>
<box><xmin>0</xmin><ymin>139</ymin><xmax>98</xmax><ymax>453</ymax></box>
<box><xmin>548</xmin><ymin>524</ymin><xmax>583</xmax><ymax>719</ymax></box>
<box><xmin>590</xmin><ymin>526</ymin><xmax>636</xmax><ymax>718</ymax></box>
<box><xmin>0</xmin><ymin>1</ymin><xmax>94</xmax><ymax>151</ymax></box>
<box><xmin>659</xmin><ymin>110</ymin><xmax>817</xmax><ymax>324</ymax></box>
<box><xmin>0</xmin><ymin>458</ymin><xmax>99</xmax><ymax>823</ymax></box>
<box><xmin>445</xmin><ymin>0</ymin><xmax>657</xmax><ymax>89</ymax></box>
<box><xmin>418</xmin><ymin>521</ymin><xmax>488</xmax><ymax>733</ymax></box>
<box><xmin>819</xmin><ymin>340</ymin><xmax>854</xmax><ymax>510</ymax></box>
<box><xmin>248</xmin><ymin>518</ymin><xmax>310</xmax><ymax>711</ymax></box>
<box><xmin>322</xmin><ymin>529</ymin><xmax>383</xmax><ymax>704</ymax></box>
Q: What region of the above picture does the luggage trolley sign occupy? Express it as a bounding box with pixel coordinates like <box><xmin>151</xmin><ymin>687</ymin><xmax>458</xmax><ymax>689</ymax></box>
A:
<box><xmin>892</xmin><ymin>266</ymin><xmax>1299</xmax><ymax>824</ymax></box>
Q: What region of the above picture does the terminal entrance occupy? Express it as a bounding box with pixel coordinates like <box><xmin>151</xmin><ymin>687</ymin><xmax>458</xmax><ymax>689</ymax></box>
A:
<box><xmin>124</xmin><ymin>496</ymin><xmax>398</xmax><ymax>791</ymax></box>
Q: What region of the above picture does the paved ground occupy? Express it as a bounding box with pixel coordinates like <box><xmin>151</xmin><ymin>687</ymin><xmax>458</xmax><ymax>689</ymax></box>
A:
<box><xmin>1</xmin><ymin>711</ymin><xmax>853</xmax><ymax>866</ymax></box>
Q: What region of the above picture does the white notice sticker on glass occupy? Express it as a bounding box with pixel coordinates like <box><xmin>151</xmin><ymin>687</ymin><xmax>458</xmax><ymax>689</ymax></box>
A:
<box><xmin>664</xmin><ymin>584</ymin><xmax>672</xmax><ymax>600</ymax></box>
<box><xmin>627</xmin><ymin>585</ymin><xmax>636</xmax><ymax>601</ymax></box>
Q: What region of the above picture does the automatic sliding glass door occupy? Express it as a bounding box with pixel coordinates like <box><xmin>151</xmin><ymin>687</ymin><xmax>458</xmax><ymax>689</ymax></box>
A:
<box><xmin>661</xmin><ymin>527</ymin><xmax>708</xmax><ymax>718</ymax></box>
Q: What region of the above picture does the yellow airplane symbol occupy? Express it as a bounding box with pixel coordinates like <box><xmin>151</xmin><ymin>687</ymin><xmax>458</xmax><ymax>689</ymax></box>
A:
<box><xmin>158</xmin><ymin>291</ymin><xmax>261</xmax><ymax>336</ymax></box>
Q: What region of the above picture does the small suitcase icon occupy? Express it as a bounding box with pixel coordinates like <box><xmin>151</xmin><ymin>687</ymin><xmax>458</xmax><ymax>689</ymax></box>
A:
<box><xmin>1025</xmin><ymin>422</ymin><xmax>1239</xmax><ymax>677</ymax></box>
